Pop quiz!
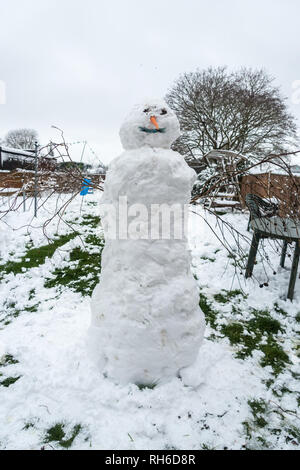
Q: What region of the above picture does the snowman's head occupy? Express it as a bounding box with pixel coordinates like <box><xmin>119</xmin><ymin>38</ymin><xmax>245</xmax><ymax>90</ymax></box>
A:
<box><xmin>119</xmin><ymin>99</ymin><xmax>180</xmax><ymax>150</ymax></box>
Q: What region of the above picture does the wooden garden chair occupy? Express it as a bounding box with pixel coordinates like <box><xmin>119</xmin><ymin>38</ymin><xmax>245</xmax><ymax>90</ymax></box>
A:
<box><xmin>245</xmin><ymin>194</ymin><xmax>300</xmax><ymax>301</ymax></box>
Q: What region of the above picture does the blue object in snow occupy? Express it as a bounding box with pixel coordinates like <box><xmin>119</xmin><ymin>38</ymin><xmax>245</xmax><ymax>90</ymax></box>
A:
<box><xmin>80</xmin><ymin>178</ymin><xmax>93</xmax><ymax>196</ymax></box>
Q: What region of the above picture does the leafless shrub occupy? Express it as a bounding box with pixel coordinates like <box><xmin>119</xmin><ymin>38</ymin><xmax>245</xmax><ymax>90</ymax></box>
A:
<box><xmin>0</xmin><ymin>128</ymin><xmax>105</xmax><ymax>241</ymax></box>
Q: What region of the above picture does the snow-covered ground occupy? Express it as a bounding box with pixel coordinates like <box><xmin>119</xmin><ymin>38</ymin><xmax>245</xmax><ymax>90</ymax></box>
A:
<box><xmin>0</xmin><ymin>192</ymin><xmax>299</xmax><ymax>450</ymax></box>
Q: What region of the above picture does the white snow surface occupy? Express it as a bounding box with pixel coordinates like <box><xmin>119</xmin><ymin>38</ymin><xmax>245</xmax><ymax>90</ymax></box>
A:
<box><xmin>0</xmin><ymin>191</ymin><xmax>299</xmax><ymax>450</ymax></box>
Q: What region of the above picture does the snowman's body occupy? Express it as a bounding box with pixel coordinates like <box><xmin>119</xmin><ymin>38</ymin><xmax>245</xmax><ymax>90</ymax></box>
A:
<box><xmin>90</xmin><ymin>100</ymin><xmax>205</xmax><ymax>385</ymax></box>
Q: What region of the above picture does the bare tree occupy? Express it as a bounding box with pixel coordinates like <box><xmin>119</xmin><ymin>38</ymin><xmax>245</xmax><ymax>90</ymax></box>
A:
<box><xmin>3</xmin><ymin>128</ymin><xmax>39</xmax><ymax>150</ymax></box>
<box><xmin>165</xmin><ymin>67</ymin><xmax>298</xmax><ymax>161</ymax></box>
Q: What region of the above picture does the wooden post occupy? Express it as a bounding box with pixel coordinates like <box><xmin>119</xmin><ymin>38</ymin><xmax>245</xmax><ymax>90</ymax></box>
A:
<box><xmin>280</xmin><ymin>240</ymin><xmax>288</xmax><ymax>268</ymax></box>
<box><xmin>287</xmin><ymin>241</ymin><xmax>300</xmax><ymax>301</ymax></box>
<box><xmin>247</xmin><ymin>215</ymin><xmax>252</xmax><ymax>232</ymax></box>
<box><xmin>245</xmin><ymin>232</ymin><xmax>260</xmax><ymax>278</ymax></box>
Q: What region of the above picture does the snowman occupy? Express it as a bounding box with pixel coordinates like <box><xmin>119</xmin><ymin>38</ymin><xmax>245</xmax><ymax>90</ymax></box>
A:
<box><xmin>90</xmin><ymin>99</ymin><xmax>205</xmax><ymax>385</ymax></box>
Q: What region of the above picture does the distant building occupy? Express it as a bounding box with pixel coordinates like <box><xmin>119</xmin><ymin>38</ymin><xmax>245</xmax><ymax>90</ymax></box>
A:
<box><xmin>0</xmin><ymin>146</ymin><xmax>57</xmax><ymax>171</ymax></box>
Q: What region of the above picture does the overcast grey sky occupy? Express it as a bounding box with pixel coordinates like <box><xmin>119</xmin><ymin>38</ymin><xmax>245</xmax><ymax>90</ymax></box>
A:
<box><xmin>0</xmin><ymin>0</ymin><xmax>299</xmax><ymax>164</ymax></box>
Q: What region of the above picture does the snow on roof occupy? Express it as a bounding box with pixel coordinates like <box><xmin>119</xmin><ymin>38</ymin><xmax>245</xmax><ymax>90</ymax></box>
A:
<box><xmin>0</xmin><ymin>146</ymin><xmax>57</xmax><ymax>161</ymax></box>
<box><xmin>205</xmin><ymin>149</ymin><xmax>247</xmax><ymax>160</ymax></box>
<box><xmin>1</xmin><ymin>146</ymin><xmax>35</xmax><ymax>157</ymax></box>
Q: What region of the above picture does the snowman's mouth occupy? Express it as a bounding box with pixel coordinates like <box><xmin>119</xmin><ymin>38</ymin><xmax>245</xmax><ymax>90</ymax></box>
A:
<box><xmin>139</xmin><ymin>127</ymin><xmax>166</xmax><ymax>134</ymax></box>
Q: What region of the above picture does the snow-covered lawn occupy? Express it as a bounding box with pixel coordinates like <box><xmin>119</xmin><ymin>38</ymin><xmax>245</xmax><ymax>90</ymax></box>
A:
<box><xmin>0</xmin><ymin>193</ymin><xmax>299</xmax><ymax>450</ymax></box>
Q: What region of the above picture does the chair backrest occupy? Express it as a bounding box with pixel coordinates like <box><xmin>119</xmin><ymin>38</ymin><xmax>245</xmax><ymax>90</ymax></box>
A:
<box><xmin>245</xmin><ymin>194</ymin><xmax>279</xmax><ymax>219</ymax></box>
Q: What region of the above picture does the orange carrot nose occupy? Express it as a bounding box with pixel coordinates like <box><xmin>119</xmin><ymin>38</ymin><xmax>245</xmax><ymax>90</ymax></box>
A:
<box><xmin>150</xmin><ymin>116</ymin><xmax>159</xmax><ymax>130</ymax></box>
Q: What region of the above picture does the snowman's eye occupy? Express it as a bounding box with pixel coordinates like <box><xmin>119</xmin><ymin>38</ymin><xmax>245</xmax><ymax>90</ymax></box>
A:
<box><xmin>161</xmin><ymin>109</ymin><xmax>167</xmax><ymax>115</ymax></box>
<box><xmin>143</xmin><ymin>108</ymin><xmax>150</xmax><ymax>113</ymax></box>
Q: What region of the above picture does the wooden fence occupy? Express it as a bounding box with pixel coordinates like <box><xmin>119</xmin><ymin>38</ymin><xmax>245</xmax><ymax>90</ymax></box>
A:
<box><xmin>240</xmin><ymin>173</ymin><xmax>300</xmax><ymax>217</ymax></box>
<box><xmin>0</xmin><ymin>170</ymin><xmax>105</xmax><ymax>197</ymax></box>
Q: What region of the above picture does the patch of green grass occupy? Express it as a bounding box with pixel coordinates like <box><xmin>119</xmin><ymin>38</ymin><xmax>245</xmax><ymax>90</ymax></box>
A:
<box><xmin>136</xmin><ymin>382</ymin><xmax>157</xmax><ymax>390</ymax></box>
<box><xmin>272</xmin><ymin>385</ymin><xmax>293</xmax><ymax>398</ymax></box>
<box><xmin>243</xmin><ymin>396</ymin><xmax>300</xmax><ymax>449</ymax></box>
<box><xmin>199</xmin><ymin>293</ymin><xmax>218</xmax><ymax>329</ymax></box>
<box><xmin>242</xmin><ymin>420</ymin><xmax>252</xmax><ymax>440</ymax></box>
<box><xmin>255</xmin><ymin>417</ymin><xmax>268</xmax><ymax>428</ymax></box>
<box><xmin>231</xmin><ymin>304</ymin><xmax>243</xmax><ymax>315</ymax></box>
<box><xmin>291</xmin><ymin>371</ymin><xmax>300</xmax><ymax>380</ymax></box>
<box><xmin>274</xmin><ymin>303</ymin><xmax>288</xmax><ymax>317</ymax></box>
<box><xmin>0</xmin><ymin>299</ymin><xmax>40</xmax><ymax>326</ymax></box>
<box><xmin>248</xmin><ymin>310</ymin><xmax>283</xmax><ymax>335</ymax></box>
<box><xmin>221</xmin><ymin>309</ymin><xmax>289</xmax><ymax>375</ymax></box>
<box><xmin>295</xmin><ymin>312</ymin><xmax>300</xmax><ymax>323</ymax></box>
<box><xmin>44</xmin><ymin>423</ymin><xmax>65</xmax><ymax>443</ymax></box>
<box><xmin>285</xmin><ymin>426</ymin><xmax>300</xmax><ymax>445</ymax></box>
<box><xmin>214</xmin><ymin>293</ymin><xmax>229</xmax><ymax>304</ymax></box>
<box><xmin>260</xmin><ymin>340</ymin><xmax>290</xmax><ymax>375</ymax></box>
<box><xmin>24</xmin><ymin>303</ymin><xmax>40</xmax><ymax>313</ymax></box>
<box><xmin>0</xmin><ymin>354</ymin><xmax>19</xmax><ymax>366</ymax></box>
<box><xmin>0</xmin><ymin>376</ymin><xmax>21</xmax><ymax>387</ymax></box>
<box><xmin>0</xmin><ymin>301</ymin><xmax>21</xmax><ymax>325</ymax></box>
<box><xmin>248</xmin><ymin>399</ymin><xmax>268</xmax><ymax>419</ymax></box>
<box><xmin>28</xmin><ymin>289</ymin><xmax>36</xmax><ymax>301</ymax></box>
<box><xmin>85</xmin><ymin>234</ymin><xmax>104</xmax><ymax>247</ymax></box>
<box><xmin>214</xmin><ymin>289</ymin><xmax>246</xmax><ymax>304</ymax></box>
<box><xmin>23</xmin><ymin>421</ymin><xmax>36</xmax><ymax>430</ymax></box>
<box><xmin>221</xmin><ymin>320</ymin><xmax>258</xmax><ymax>359</ymax></box>
<box><xmin>43</xmin><ymin>423</ymin><xmax>82</xmax><ymax>449</ymax></box>
<box><xmin>0</xmin><ymin>232</ymin><xmax>78</xmax><ymax>278</ymax></box>
<box><xmin>80</xmin><ymin>214</ymin><xmax>100</xmax><ymax>229</ymax></box>
<box><xmin>242</xmin><ymin>399</ymin><xmax>270</xmax><ymax>448</ymax></box>
<box><xmin>200</xmin><ymin>256</ymin><xmax>216</xmax><ymax>263</ymax></box>
<box><xmin>221</xmin><ymin>323</ymin><xmax>245</xmax><ymax>344</ymax></box>
<box><xmin>45</xmin><ymin>242</ymin><xmax>103</xmax><ymax>296</ymax></box>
